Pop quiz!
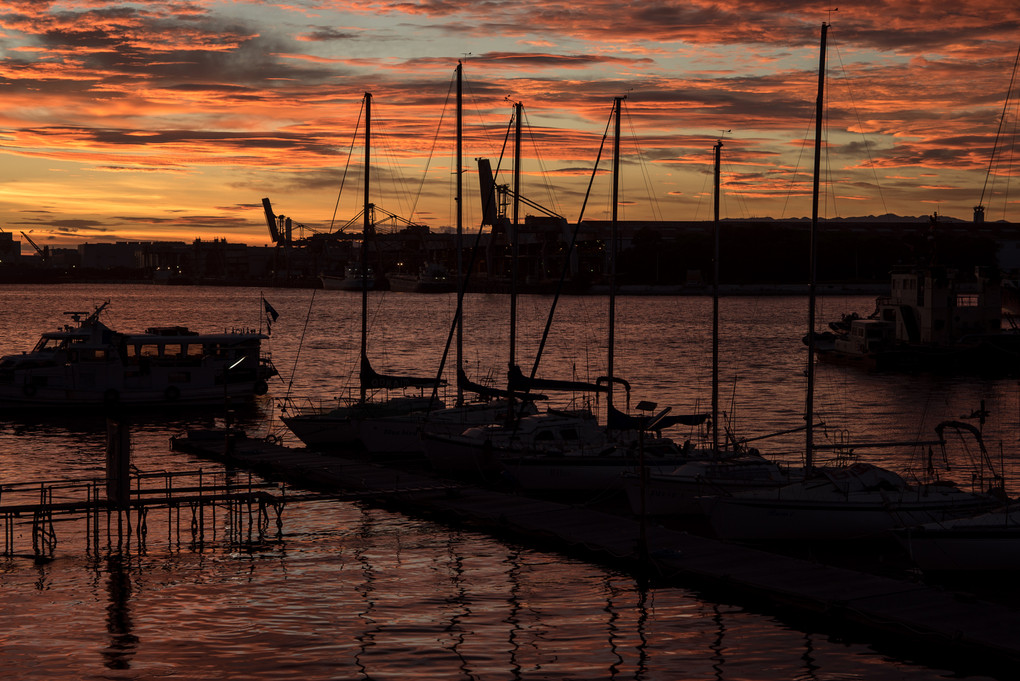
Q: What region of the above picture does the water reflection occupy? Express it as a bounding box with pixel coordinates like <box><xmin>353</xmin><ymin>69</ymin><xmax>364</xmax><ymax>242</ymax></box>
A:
<box><xmin>710</xmin><ymin>603</ymin><xmax>725</xmax><ymax>681</ymax></box>
<box><xmin>503</xmin><ymin>547</ymin><xmax>524</xmax><ymax>681</ymax></box>
<box><xmin>102</xmin><ymin>553</ymin><xmax>139</xmax><ymax>670</ymax></box>
<box><xmin>354</xmin><ymin>507</ymin><xmax>380</xmax><ymax>678</ymax></box>
<box><xmin>0</xmin><ymin>288</ymin><xmax>1011</xmax><ymax>680</ymax></box>
<box><xmin>442</xmin><ymin>534</ymin><xmax>478</xmax><ymax>680</ymax></box>
<box><xmin>799</xmin><ymin>632</ymin><xmax>820</xmax><ymax>681</ymax></box>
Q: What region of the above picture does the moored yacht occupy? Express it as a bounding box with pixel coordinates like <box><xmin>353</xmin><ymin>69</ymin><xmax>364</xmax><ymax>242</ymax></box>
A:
<box><xmin>0</xmin><ymin>301</ymin><xmax>277</xmax><ymax>408</ymax></box>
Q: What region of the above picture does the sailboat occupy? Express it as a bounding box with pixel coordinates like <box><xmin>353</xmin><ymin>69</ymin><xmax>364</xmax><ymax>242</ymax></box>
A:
<box><xmin>281</xmin><ymin>92</ymin><xmax>446</xmax><ymax>450</ymax></box>
<box><xmin>356</xmin><ymin>66</ymin><xmax>554</xmax><ymax>456</ymax></box>
<box><xmin>702</xmin><ymin>23</ymin><xmax>1001</xmax><ymax>541</ymax></box>
<box><xmin>425</xmin><ymin>97</ymin><xmax>709</xmax><ymax>489</ymax></box>
<box><xmin>620</xmin><ymin>139</ymin><xmax>796</xmax><ymax>516</ymax></box>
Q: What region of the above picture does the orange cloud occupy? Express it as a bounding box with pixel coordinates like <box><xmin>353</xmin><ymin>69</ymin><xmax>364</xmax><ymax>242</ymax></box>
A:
<box><xmin>0</xmin><ymin>0</ymin><xmax>1016</xmax><ymax>248</ymax></box>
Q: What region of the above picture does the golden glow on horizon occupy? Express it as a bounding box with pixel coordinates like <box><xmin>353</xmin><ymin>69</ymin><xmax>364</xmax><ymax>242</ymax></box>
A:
<box><xmin>0</xmin><ymin>1</ymin><xmax>1016</xmax><ymax>250</ymax></box>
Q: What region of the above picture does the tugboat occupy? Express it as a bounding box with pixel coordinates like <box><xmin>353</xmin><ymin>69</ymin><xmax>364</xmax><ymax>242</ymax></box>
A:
<box><xmin>0</xmin><ymin>301</ymin><xmax>277</xmax><ymax>408</ymax></box>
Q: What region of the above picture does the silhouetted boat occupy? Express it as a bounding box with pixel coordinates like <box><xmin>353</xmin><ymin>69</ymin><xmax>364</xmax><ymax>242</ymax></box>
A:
<box><xmin>387</xmin><ymin>262</ymin><xmax>455</xmax><ymax>293</ymax></box>
<box><xmin>282</xmin><ymin>92</ymin><xmax>445</xmax><ymax>449</ymax></box>
<box><xmin>0</xmin><ymin>301</ymin><xmax>277</xmax><ymax>408</ymax></box>
<box><xmin>320</xmin><ymin>264</ymin><xmax>377</xmax><ymax>291</ymax></box>
<box><xmin>813</xmin><ymin>263</ymin><xmax>1020</xmax><ymax>374</ymax></box>
<box><xmin>704</xmin><ymin>24</ymin><xmax>1001</xmax><ymax>542</ymax></box>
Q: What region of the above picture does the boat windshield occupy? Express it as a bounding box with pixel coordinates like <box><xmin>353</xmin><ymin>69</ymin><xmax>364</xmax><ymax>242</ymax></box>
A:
<box><xmin>32</xmin><ymin>336</ymin><xmax>68</xmax><ymax>353</ymax></box>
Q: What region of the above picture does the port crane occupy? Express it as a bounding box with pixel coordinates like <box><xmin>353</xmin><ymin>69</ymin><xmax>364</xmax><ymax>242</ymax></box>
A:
<box><xmin>20</xmin><ymin>231</ymin><xmax>49</xmax><ymax>264</ymax></box>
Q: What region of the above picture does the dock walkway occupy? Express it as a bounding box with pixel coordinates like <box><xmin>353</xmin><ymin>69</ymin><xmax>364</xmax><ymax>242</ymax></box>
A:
<box><xmin>171</xmin><ymin>431</ymin><xmax>1020</xmax><ymax>679</ymax></box>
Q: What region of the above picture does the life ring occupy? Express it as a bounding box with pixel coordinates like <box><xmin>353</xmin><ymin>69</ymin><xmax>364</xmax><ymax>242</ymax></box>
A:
<box><xmin>253</xmin><ymin>379</ymin><xmax>269</xmax><ymax>396</ymax></box>
<box><xmin>265</xmin><ymin>434</ymin><xmax>281</xmax><ymax>445</ymax></box>
<box><xmin>22</xmin><ymin>383</ymin><xmax>36</xmax><ymax>397</ymax></box>
<box><xmin>164</xmin><ymin>385</ymin><xmax>181</xmax><ymax>401</ymax></box>
<box><xmin>103</xmin><ymin>388</ymin><xmax>120</xmax><ymax>405</ymax></box>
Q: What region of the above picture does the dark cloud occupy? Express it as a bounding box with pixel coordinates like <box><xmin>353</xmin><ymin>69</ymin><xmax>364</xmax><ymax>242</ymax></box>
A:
<box><xmin>300</xmin><ymin>27</ymin><xmax>362</xmax><ymax>42</ymax></box>
<box><xmin>13</xmin><ymin>217</ymin><xmax>110</xmax><ymax>232</ymax></box>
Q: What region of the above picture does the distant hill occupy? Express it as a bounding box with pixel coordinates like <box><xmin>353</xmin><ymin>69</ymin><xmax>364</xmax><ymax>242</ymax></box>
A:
<box><xmin>725</xmin><ymin>213</ymin><xmax>987</xmax><ymax>224</ymax></box>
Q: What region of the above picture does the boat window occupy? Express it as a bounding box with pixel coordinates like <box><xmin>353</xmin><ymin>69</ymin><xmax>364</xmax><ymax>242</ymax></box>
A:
<box><xmin>560</xmin><ymin>428</ymin><xmax>580</xmax><ymax>441</ymax></box>
<box><xmin>204</xmin><ymin>343</ymin><xmax>228</xmax><ymax>358</ymax></box>
<box><xmin>139</xmin><ymin>344</ymin><xmax>161</xmax><ymax>358</ymax></box>
<box><xmin>185</xmin><ymin>344</ymin><xmax>204</xmax><ymax>358</ymax></box>
<box><xmin>32</xmin><ymin>338</ymin><xmax>64</xmax><ymax>353</ymax></box>
<box><xmin>956</xmin><ymin>294</ymin><xmax>978</xmax><ymax>307</ymax></box>
<box><xmin>126</xmin><ymin>344</ymin><xmax>162</xmax><ymax>361</ymax></box>
<box><xmin>163</xmin><ymin>343</ymin><xmax>184</xmax><ymax>357</ymax></box>
<box><xmin>534</xmin><ymin>430</ymin><xmax>555</xmax><ymax>442</ymax></box>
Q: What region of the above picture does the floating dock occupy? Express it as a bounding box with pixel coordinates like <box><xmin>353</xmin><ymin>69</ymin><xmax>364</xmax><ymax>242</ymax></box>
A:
<box><xmin>171</xmin><ymin>430</ymin><xmax>1020</xmax><ymax>679</ymax></box>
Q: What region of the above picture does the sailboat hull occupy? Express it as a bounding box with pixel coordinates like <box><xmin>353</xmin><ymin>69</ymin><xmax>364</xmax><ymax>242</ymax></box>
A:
<box><xmin>894</xmin><ymin>507</ymin><xmax>1020</xmax><ymax>572</ymax></box>
<box><xmin>704</xmin><ymin>486</ymin><xmax>998</xmax><ymax>541</ymax></box>
<box><xmin>281</xmin><ymin>414</ymin><xmax>360</xmax><ymax>448</ymax></box>
<box><xmin>501</xmin><ymin>456</ymin><xmax>688</xmax><ymax>493</ymax></box>
<box><xmin>623</xmin><ymin>463</ymin><xmax>791</xmax><ymax>517</ymax></box>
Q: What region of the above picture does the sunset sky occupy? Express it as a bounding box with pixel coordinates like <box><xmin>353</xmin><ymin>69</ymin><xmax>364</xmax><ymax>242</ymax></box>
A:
<box><xmin>0</xmin><ymin>1</ymin><xmax>1018</xmax><ymax>250</ymax></box>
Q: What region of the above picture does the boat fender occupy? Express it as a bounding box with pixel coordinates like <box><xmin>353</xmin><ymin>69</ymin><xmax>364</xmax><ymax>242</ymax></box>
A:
<box><xmin>164</xmin><ymin>385</ymin><xmax>180</xmax><ymax>401</ymax></box>
<box><xmin>103</xmin><ymin>388</ymin><xmax>120</xmax><ymax>405</ymax></box>
<box><xmin>253</xmin><ymin>379</ymin><xmax>269</xmax><ymax>396</ymax></box>
<box><xmin>22</xmin><ymin>383</ymin><xmax>36</xmax><ymax>397</ymax></box>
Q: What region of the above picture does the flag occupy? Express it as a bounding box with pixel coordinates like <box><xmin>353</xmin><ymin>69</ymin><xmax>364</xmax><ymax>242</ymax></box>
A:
<box><xmin>263</xmin><ymin>297</ymin><xmax>279</xmax><ymax>333</ymax></box>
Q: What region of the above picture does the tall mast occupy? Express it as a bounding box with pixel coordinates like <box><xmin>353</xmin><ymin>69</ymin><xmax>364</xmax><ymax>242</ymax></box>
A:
<box><xmin>455</xmin><ymin>62</ymin><xmax>464</xmax><ymax>407</ymax></box>
<box><xmin>713</xmin><ymin>139</ymin><xmax>722</xmax><ymax>455</ymax></box>
<box><xmin>360</xmin><ymin>91</ymin><xmax>372</xmax><ymax>404</ymax></box>
<box><xmin>607</xmin><ymin>96</ymin><xmax>622</xmax><ymax>415</ymax></box>
<box><xmin>806</xmin><ymin>23</ymin><xmax>827</xmax><ymax>472</ymax></box>
<box><xmin>507</xmin><ymin>101</ymin><xmax>522</xmax><ymax>414</ymax></box>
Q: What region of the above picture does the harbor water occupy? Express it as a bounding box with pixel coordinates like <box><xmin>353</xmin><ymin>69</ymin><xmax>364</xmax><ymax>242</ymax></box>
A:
<box><xmin>0</xmin><ymin>283</ymin><xmax>1015</xmax><ymax>680</ymax></box>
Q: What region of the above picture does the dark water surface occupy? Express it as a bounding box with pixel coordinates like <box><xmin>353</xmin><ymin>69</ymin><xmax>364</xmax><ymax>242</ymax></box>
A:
<box><xmin>0</xmin><ymin>284</ymin><xmax>1013</xmax><ymax>680</ymax></box>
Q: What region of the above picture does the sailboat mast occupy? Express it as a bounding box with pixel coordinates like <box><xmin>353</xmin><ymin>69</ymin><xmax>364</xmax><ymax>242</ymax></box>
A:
<box><xmin>713</xmin><ymin>139</ymin><xmax>722</xmax><ymax>455</ymax></box>
<box><xmin>508</xmin><ymin>101</ymin><xmax>522</xmax><ymax>410</ymax></box>
<box><xmin>361</xmin><ymin>91</ymin><xmax>372</xmax><ymax>404</ymax></box>
<box><xmin>806</xmin><ymin>23</ymin><xmax>827</xmax><ymax>471</ymax></box>
<box><xmin>455</xmin><ymin>62</ymin><xmax>464</xmax><ymax>407</ymax></box>
<box><xmin>607</xmin><ymin>96</ymin><xmax>622</xmax><ymax>415</ymax></box>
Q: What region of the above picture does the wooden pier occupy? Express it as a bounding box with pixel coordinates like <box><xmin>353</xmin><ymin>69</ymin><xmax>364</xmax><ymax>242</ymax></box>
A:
<box><xmin>171</xmin><ymin>430</ymin><xmax>1020</xmax><ymax>679</ymax></box>
<box><xmin>0</xmin><ymin>468</ymin><xmax>287</xmax><ymax>559</ymax></box>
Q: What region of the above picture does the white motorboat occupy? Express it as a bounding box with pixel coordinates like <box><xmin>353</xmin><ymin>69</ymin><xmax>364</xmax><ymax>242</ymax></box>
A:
<box><xmin>320</xmin><ymin>264</ymin><xmax>376</xmax><ymax>291</ymax></box>
<box><xmin>0</xmin><ymin>301</ymin><xmax>277</xmax><ymax>408</ymax></box>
